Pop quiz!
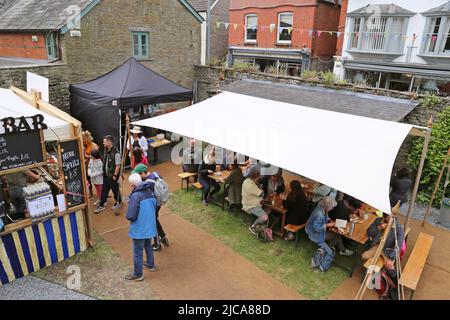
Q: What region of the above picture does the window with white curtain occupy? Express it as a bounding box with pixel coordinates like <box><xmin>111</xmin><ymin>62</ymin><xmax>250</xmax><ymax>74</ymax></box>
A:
<box><xmin>245</xmin><ymin>14</ymin><xmax>258</xmax><ymax>42</ymax></box>
<box><xmin>278</xmin><ymin>13</ymin><xmax>293</xmax><ymax>43</ymax></box>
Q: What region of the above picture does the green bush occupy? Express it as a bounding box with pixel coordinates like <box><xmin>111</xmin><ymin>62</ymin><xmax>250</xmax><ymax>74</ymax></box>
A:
<box><xmin>300</xmin><ymin>69</ymin><xmax>319</xmax><ymax>81</ymax></box>
<box><xmin>320</xmin><ymin>71</ymin><xmax>337</xmax><ymax>85</ymax></box>
<box><xmin>232</xmin><ymin>61</ymin><xmax>260</xmax><ymax>72</ymax></box>
<box><xmin>420</xmin><ymin>92</ymin><xmax>442</xmax><ymax>108</ymax></box>
<box><xmin>408</xmin><ymin>105</ymin><xmax>450</xmax><ymax>205</ymax></box>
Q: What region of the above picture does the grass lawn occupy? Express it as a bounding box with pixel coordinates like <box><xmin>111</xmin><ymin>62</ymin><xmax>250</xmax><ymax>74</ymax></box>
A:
<box><xmin>34</xmin><ymin>233</ymin><xmax>157</xmax><ymax>300</ymax></box>
<box><xmin>168</xmin><ymin>189</ymin><xmax>348</xmax><ymax>300</ymax></box>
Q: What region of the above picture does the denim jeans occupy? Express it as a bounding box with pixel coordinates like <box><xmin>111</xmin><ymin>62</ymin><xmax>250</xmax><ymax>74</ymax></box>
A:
<box><xmin>133</xmin><ymin>239</ymin><xmax>155</xmax><ymax>277</ymax></box>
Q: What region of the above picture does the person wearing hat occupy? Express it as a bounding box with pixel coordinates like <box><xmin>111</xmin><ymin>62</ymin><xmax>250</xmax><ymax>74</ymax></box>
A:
<box><xmin>311</xmin><ymin>185</ymin><xmax>337</xmax><ymax>207</ymax></box>
<box><xmin>132</xmin><ymin>164</ymin><xmax>170</xmax><ymax>251</ymax></box>
<box><xmin>127</xmin><ymin>126</ymin><xmax>148</xmax><ymax>157</ymax></box>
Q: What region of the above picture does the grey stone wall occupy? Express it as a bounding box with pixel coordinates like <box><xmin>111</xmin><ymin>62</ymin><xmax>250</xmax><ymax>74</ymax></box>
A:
<box><xmin>0</xmin><ymin>0</ymin><xmax>201</xmax><ymax>114</ymax></box>
<box><xmin>62</xmin><ymin>0</ymin><xmax>201</xmax><ymax>90</ymax></box>
<box><xmin>194</xmin><ymin>65</ymin><xmax>450</xmax><ymax>169</ymax></box>
<box><xmin>210</xmin><ymin>0</ymin><xmax>230</xmax><ymax>61</ymax></box>
<box><xmin>0</xmin><ymin>63</ymin><xmax>70</xmax><ymax>112</ymax></box>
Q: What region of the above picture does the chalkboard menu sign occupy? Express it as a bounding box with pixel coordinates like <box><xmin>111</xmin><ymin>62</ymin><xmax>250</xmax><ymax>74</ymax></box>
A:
<box><xmin>59</xmin><ymin>139</ymin><xmax>86</xmax><ymax>209</ymax></box>
<box><xmin>0</xmin><ymin>130</ymin><xmax>45</xmax><ymax>174</ymax></box>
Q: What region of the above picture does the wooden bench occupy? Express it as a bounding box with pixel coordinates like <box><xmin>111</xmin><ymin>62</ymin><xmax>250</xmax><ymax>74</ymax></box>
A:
<box><xmin>193</xmin><ymin>182</ymin><xmax>204</xmax><ymax>199</ymax></box>
<box><xmin>399</xmin><ymin>232</ymin><xmax>434</xmax><ymax>300</ymax></box>
<box><xmin>178</xmin><ymin>172</ymin><xmax>198</xmax><ymax>191</ymax></box>
<box><xmin>284</xmin><ymin>224</ymin><xmax>306</xmax><ymax>248</ymax></box>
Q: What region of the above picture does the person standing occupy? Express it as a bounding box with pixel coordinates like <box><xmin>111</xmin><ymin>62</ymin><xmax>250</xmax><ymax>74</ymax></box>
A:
<box><xmin>82</xmin><ymin>131</ymin><xmax>99</xmax><ymax>197</ymax></box>
<box><xmin>125</xmin><ymin>173</ymin><xmax>157</xmax><ymax>282</ymax></box>
<box><xmin>127</xmin><ymin>126</ymin><xmax>148</xmax><ymax>157</ymax></box>
<box><xmin>87</xmin><ymin>149</ymin><xmax>103</xmax><ymax>206</ymax></box>
<box><xmin>95</xmin><ymin>135</ymin><xmax>122</xmax><ymax>214</ymax></box>
<box><xmin>132</xmin><ymin>164</ymin><xmax>170</xmax><ymax>251</ymax></box>
<box><xmin>389</xmin><ymin>168</ymin><xmax>412</xmax><ymax>207</ymax></box>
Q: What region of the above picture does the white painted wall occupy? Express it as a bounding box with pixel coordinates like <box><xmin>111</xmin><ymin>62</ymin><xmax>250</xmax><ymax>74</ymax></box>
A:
<box><xmin>341</xmin><ymin>0</ymin><xmax>449</xmax><ymax>64</ymax></box>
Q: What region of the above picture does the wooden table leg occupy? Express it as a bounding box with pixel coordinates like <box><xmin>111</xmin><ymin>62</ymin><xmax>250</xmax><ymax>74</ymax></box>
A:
<box><xmin>280</xmin><ymin>214</ymin><xmax>286</xmax><ymax>238</ymax></box>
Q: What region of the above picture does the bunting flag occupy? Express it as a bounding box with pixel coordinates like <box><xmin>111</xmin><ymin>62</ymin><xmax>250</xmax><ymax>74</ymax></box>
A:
<box><xmin>317</xmin><ymin>31</ymin><xmax>322</xmax><ymax>37</ymax></box>
<box><xmin>432</xmin><ymin>35</ymin><xmax>437</xmax><ymax>41</ymax></box>
<box><xmin>337</xmin><ymin>32</ymin><xmax>342</xmax><ymax>38</ymax></box>
<box><xmin>401</xmin><ymin>35</ymin><xmax>408</xmax><ymax>41</ymax></box>
<box><xmin>216</xmin><ymin>22</ymin><xmax>221</xmax><ymax>29</ymax></box>
<box><xmin>233</xmin><ymin>24</ymin><xmax>238</xmax><ymax>30</ymax></box>
<box><xmin>413</xmin><ymin>34</ymin><xmax>418</xmax><ymax>41</ymax></box>
<box><xmin>308</xmin><ymin>30</ymin><xmax>314</xmax><ymax>38</ymax></box>
<box><xmin>224</xmin><ymin>23</ymin><xmax>229</xmax><ymax>29</ymax></box>
<box><xmin>270</xmin><ymin>24</ymin><xmax>275</xmax><ymax>33</ymax></box>
<box><xmin>288</xmin><ymin>27</ymin><xmax>293</xmax><ymax>35</ymax></box>
<box><xmin>328</xmin><ymin>31</ymin><xmax>333</xmax><ymax>36</ymax></box>
<box><xmin>278</xmin><ymin>27</ymin><xmax>284</xmax><ymax>35</ymax></box>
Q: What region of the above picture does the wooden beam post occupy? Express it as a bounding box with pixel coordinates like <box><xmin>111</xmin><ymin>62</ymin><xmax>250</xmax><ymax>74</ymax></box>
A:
<box><xmin>355</xmin><ymin>202</ymin><xmax>400</xmax><ymax>300</ymax></box>
<box><xmin>422</xmin><ymin>148</ymin><xmax>450</xmax><ymax>226</ymax></box>
<box><xmin>405</xmin><ymin>117</ymin><xmax>433</xmax><ymax>232</ymax></box>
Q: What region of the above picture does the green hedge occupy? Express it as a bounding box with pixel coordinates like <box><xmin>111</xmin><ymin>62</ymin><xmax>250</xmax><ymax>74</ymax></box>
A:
<box><xmin>408</xmin><ymin>105</ymin><xmax>450</xmax><ymax>205</ymax></box>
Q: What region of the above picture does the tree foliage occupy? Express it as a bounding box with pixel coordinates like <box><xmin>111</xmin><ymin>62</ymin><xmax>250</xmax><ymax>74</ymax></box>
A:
<box><xmin>408</xmin><ymin>105</ymin><xmax>450</xmax><ymax>205</ymax></box>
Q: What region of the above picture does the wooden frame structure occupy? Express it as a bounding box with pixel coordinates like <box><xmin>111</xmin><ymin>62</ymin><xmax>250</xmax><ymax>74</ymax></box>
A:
<box><xmin>0</xmin><ymin>86</ymin><xmax>94</xmax><ymax>286</ymax></box>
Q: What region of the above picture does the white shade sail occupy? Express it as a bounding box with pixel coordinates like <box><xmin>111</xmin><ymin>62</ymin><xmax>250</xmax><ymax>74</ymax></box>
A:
<box><xmin>134</xmin><ymin>91</ymin><xmax>413</xmax><ymax>213</ymax></box>
<box><xmin>0</xmin><ymin>88</ymin><xmax>72</xmax><ymax>141</ymax></box>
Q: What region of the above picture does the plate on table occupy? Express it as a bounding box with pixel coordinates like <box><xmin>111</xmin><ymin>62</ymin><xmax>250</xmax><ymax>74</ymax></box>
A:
<box><xmin>338</xmin><ymin>227</ymin><xmax>348</xmax><ymax>235</ymax></box>
<box><xmin>214</xmin><ymin>172</ymin><xmax>222</xmax><ymax>176</ymax></box>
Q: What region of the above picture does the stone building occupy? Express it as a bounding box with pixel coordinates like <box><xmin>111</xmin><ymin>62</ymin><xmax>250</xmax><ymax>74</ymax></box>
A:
<box><xmin>0</xmin><ymin>0</ymin><xmax>203</xmax><ymax>112</ymax></box>
<box><xmin>188</xmin><ymin>0</ymin><xmax>230</xmax><ymax>64</ymax></box>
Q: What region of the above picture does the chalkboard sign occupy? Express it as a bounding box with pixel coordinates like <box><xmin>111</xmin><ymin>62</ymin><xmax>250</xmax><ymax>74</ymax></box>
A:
<box><xmin>60</xmin><ymin>139</ymin><xmax>86</xmax><ymax>209</ymax></box>
<box><xmin>0</xmin><ymin>130</ymin><xmax>45</xmax><ymax>174</ymax></box>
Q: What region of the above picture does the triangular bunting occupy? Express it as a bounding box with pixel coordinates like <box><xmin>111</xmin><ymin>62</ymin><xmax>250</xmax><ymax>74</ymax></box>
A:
<box><xmin>288</xmin><ymin>27</ymin><xmax>293</xmax><ymax>35</ymax></box>
<box><xmin>270</xmin><ymin>24</ymin><xmax>275</xmax><ymax>33</ymax></box>
<box><xmin>308</xmin><ymin>30</ymin><xmax>314</xmax><ymax>38</ymax></box>
<box><xmin>216</xmin><ymin>22</ymin><xmax>221</xmax><ymax>29</ymax></box>
<box><xmin>337</xmin><ymin>32</ymin><xmax>342</xmax><ymax>38</ymax></box>
<box><xmin>233</xmin><ymin>24</ymin><xmax>238</xmax><ymax>30</ymax></box>
<box><xmin>224</xmin><ymin>23</ymin><xmax>229</xmax><ymax>29</ymax></box>
<box><xmin>317</xmin><ymin>31</ymin><xmax>322</xmax><ymax>37</ymax></box>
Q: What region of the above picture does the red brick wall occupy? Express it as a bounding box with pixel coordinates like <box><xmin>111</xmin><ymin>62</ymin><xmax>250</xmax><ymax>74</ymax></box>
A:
<box><xmin>228</xmin><ymin>1</ymin><xmax>341</xmax><ymax>57</ymax></box>
<box><xmin>336</xmin><ymin>0</ymin><xmax>348</xmax><ymax>56</ymax></box>
<box><xmin>313</xmin><ymin>2</ymin><xmax>341</xmax><ymax>57</ymax></box>
<box><xmin>0</xmin><ymin>33</ymin><xmax>48</xmax><ymax>60</ymax></box>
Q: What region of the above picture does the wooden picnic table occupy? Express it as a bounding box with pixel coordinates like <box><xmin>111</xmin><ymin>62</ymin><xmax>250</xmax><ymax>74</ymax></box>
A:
<box><xmin>329</xmin><ymin>204</ymin><xmax>379</xmax><ymax>277</ymax></box>
<box><xmin>207</xmin><ymin>170</ymin><xmax>232</xmax><ymax>210</ymax></box>
<box><xmin>148</xmin><ymin>136</ymin><xmax>172</xmax><ymax>164</ymax></box>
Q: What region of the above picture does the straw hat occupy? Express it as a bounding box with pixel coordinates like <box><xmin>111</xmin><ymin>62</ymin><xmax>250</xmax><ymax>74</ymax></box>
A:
<box><xmin>130</xmin><ymin>126</ymin><xmax>142</xmax><ymax>134</ymax></box>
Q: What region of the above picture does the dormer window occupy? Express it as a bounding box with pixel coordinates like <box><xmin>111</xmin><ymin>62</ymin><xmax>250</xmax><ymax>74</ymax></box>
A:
<box><xmin>422</xmin><ymin>1</ymin><xmax>450</xmax><ymax>55</ymax></box>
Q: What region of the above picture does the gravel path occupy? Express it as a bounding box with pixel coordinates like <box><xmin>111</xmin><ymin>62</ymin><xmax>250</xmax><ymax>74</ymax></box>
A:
<box><xmin>0</xmin><ymin>276</ymin><xmax>95</xmax><ymax>300</ymax></box>
<box><xmin>399</xmin><ymin>202</ymin><xmax>450</xmax><ymax>231</ymax></box>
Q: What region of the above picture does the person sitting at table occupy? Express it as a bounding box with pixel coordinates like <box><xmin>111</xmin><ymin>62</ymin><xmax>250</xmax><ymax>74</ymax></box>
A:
<box><xmin>223</xmin><ymin>163</ymin><xmax>245</xmax><ymax>212</ymax></box>
<box><xmin>362</xmin><ymin>213</ymin><xmax>405</xmax><ymax>270</ymax></box>
<box><xmin>328</xmin><ymin>194</ymin><xmax>362</xmax><ymax>222</ymax></box>
<box><xmin>198</xmin><ymin>150</ymin><xmax>221</xmax><ymax>206</ymax></box>
<box><xmin>182</xmin><ymin>138</ymin><xmax>201</xmax><ymax>182</ymax></box>
<box><xmin>127</xmin><ymin>126</ymin><xmax>148</xmax><ymax>157</ymax></box>
<box><xmin>283</xmin><ymin>180</ymin><xmax>310</xmax><ymax>241</ymax></box>
<box><xmin>5</xmin><ymin>170</ymin><xmax>40</xmax><ymax>218</ymax></box>
<box><xmin>243</xmin><ymin>158</ymin><xmax>258</xmax><ymax>178</ymax></box>
<box><xmin>131</xmin><ymin>147</ymin><xmax>148</xmax><ymax>169</ymax></box>
<box><xmin>389</xmin><ymin>168</ymin><xmax>412</xmax><ymax>208</ymax></box>
<box><xmin>261</xmin><ymin>168</ymin><xmax>285</xmax><ymax>197</ymax></box>
<box><xmin>242</xmin><ymin>166</ymin><xmax>270</xmax><ymax>235</ymax></box>
<box><xmin>306</xmin><ymin>197</ymin><xmax>354</xmax><ymax>272</ymax></box>
<box><xmin>311</xmin><ymin>185</ymin><xmax>338</xmax><ymax>208</ymax></box>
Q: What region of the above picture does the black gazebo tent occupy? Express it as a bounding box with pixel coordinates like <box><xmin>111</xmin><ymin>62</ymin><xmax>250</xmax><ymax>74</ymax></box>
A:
<box><xmin>70</xmin><ymin>58</ymin><xmax>193</xmax><ymax>148</ymax></box>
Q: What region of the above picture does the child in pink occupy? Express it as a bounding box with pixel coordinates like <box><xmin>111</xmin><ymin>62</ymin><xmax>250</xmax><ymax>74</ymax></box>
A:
<box><xmin>88</xmin><ymin>149</ymin><xmax>104</xmax><ymax>205</ymax></box>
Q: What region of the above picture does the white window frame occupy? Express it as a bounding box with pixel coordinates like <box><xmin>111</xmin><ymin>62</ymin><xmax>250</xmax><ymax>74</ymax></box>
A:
<box><xmin>423</xmin><ymin>16</ymin><xmax>450</xmax><ymax>56</ymax></box>
<box><xmin>277</xmin><ymin>12</ymin><xmax>293</xmax><ymax>44</ymax></box>
<box><xmin>245</xmin><ymin>14</ymin><xmax>258</xmax><ymax>43</ymax></box>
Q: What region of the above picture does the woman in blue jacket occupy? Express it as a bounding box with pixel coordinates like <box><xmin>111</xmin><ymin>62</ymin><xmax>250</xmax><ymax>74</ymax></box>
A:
<box><xmin>125</xmin><ymin>173</ymin><xmax>158</xmax><ymax>282</ymax></box>
<box><xmin>306</xmin><ymin>196</ymin><xmax>353</xmax><ymax>272</ymax></box>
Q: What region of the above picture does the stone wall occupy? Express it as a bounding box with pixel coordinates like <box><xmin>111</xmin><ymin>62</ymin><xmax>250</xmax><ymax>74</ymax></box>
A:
<box><xmin>62</xmin><ymin>0</ymin><xmax>201</xmax><ymax>90</ymax></box>
<box><xmin>210</xmin><ymin>0</ymin><xmax>230</xmax><ymax>61</ymax></box>
<box><xmin>194</xmin><ymin>65</ymin><xmax>450</xmax><ymax>169</ymax></box>
<box><xmin>0</xmin><ymin>62</ymin><xmax>70</xmax><ymax>112</ymax></box>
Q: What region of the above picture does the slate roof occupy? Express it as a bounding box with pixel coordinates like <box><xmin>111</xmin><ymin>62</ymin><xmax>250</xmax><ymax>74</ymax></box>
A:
<box><xmin>348</xmin><ymin>4</ymin><xmax>415</xmax><ymax>17</ymax></box>
<box><xmin>220</xmin><ymin>79</ymin><xmax>418</xmax><ymax>122</ymax></box>
<box><xmin>423</xmin><ymin>1</ymin><xmax>450</xmax><ymax>15</ymax></box>
<box><xmin>188</xmin><ymin>0</ymin><xmax>208</xmax><ymax>12</ymax></box>
<box><xmin>0</xmin><ymin>0</ymin><xmax>93</xmax><ymax>31</ymax></box>
<box><xmin>0</xmin><ymin>0</ymin><xmax>203</xmax><ymax>31</ymax></box>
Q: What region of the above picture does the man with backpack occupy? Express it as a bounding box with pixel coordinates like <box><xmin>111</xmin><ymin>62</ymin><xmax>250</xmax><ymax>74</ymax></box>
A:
<box><xmin>132</xmin><ymin>164</ymin><xmax>170</xmax><ymax>251</ymax></box>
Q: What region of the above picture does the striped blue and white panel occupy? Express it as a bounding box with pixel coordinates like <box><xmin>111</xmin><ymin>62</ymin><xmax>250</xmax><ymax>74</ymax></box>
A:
<box><xmin>0</xmin><ymin>211</ymin><xmax>87</xmax><ymax>286</ymax></box>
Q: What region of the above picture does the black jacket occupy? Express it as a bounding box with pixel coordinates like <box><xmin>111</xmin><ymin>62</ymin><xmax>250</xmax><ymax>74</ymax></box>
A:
<box><xmin>283</xmin><ymin>191</ymin><xmax>309</xmax><ymax>225</ymax></box>
<box><xmin>367</xmin><ymin>218</ymin><xmax>405</xmax><ymax>260</ymax></box>
<box><xmin>198</xmin><ymin>162</ymin><xmax>216</xmax><ymax>180</ymax></box>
